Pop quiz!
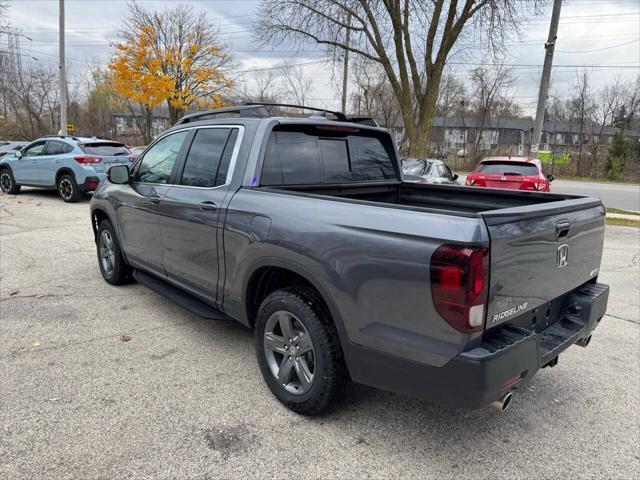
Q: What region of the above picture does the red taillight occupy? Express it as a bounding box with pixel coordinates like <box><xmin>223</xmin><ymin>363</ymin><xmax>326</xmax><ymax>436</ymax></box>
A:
<box><xmin>74</xmin><ymin>156</ymin><xmax>102</xmax><ymax>164</ymax></box>
<box><xmin>430</xmin><ymin>245</ymin><xmax>489</xmax><ymax>333</ymax></box>
<box><xmin>467</xmin><ymin>175</ymin><xmax>486</xmax><ymax>187</ymax></box>
<box><xmin>519</xmin><ymin>177</ymin><xmax>541</xmax><ymax>191</ymax></box>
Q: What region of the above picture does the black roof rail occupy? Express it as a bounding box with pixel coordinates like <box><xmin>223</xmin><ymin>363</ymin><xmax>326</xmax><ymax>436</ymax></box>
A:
<box><xmin>175</xmin><ymin>105</ymin><xmax>271</xmax><ymax>125</ymax></box>
<box><xmin>243</xmin><ymin>102</ymin><xmax>349</xmax><ymax>121</ymax></box>
<box><xmin>174</xmin><ymin>103</ymin><xmax>378</xmax><ymax>127</ymax></box>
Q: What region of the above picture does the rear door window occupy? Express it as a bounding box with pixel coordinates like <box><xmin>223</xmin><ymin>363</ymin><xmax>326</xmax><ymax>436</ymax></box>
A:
<box><xmin>477</xmin><ymin>162</ymin><xmax>538</xmax><ymax>176</ymax></box>
<box><xmin>261</xmin><ymin>128</ymin><xmax>397</xmax><ymax>185</ymax></box>
<box><xmin>179</xmin><ymin>128</ymin><xmax>236</xmax><ymax>188</ymax></box>
<box><xmin>80</xmin><ymin>143</ymin><xmax>130</xmax><ymax>156</ymax></box>
<box><xmin>45</xmin><ymin>141</ymin><xmax>74</xmax><ymax>155</ymax></box>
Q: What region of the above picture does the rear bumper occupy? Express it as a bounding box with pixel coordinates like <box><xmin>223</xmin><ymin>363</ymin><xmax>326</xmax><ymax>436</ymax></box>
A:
<box><xmin>346</xmin><ymin>282</ymin><xmax>609</xmax><ymax>409</ymax></box>
<box><xmin>79</xmin><ymin>176</ymin><xmax>100</xmax><ymax>192</ymax></box>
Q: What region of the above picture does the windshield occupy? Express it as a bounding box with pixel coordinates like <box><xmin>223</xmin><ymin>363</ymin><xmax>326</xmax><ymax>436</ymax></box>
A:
<box><xmin>80</xmin><ymin>143</ymin><xmax>131</xmax><ymax>156</ymax></box>
<box><xmin>476</xmin><ymin>161</ymin><xmax>538</xmax><ymax>176</ymax></box>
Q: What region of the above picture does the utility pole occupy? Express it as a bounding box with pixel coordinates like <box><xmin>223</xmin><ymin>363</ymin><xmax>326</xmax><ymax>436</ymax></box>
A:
<box><xmin>58</xmin><ymin>0</ymin><xmax>67</xmax><ymax>135</ymax></box>
<box><xmin>341</xmin><ymin>14</ymin><xmax>351</xmax><ymax>113</ymax></box>
<box><xmin>529</xmin><ymin>0</ymin><xmax>562</xmax><ymax>156</ymax></box>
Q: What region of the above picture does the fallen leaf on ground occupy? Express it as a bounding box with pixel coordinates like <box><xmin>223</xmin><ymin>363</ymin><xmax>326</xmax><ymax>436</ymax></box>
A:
<box><xmin>119</xmin><ymin>335</ymin><xmax>132</xmax><ymax>342</ymax></box>
<box><xmin>35</xmin><ymin>294</ymin><xmax>45</xmax><ymax>299</ymax></box>
<box><xmin>9</xmin><ymin>289</ymin><xmax>19</xmax><ymax>296</ymax></box>
<box><xmin>31</xmin><ymin>341</ymin><xmax>41</xmax><ymax>348</ymax></box>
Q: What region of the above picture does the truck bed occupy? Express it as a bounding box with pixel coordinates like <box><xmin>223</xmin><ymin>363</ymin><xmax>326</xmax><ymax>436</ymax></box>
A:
<box><xmin>266</xmin><ymin>181</ymin><xmax>591</xmax><ymax>216</ymax></box>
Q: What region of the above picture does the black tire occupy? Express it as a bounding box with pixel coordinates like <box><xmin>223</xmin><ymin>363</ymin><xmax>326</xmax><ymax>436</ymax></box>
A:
<box><xmin>0</xmin><ymin>168</ymin><xmax>21</xmax><ymax>194</ymax></box>
<box><xmin>96</xmin><ymin>219</ymin><xmax>132</xmax><ymax>285</ymax></box>
<box><xmin>57</xmin><ymin>173</ymin><xmax>81</xmax><ymax>203</ymax></box>
<box><xmin>255</xmin><ymin>287</ymin><xmax>348</xmax><ymax>416</ymax></box>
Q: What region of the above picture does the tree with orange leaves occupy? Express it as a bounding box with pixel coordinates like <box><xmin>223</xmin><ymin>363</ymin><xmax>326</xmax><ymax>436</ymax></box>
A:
<box><xmin>109</xmin><ymin>1</ymin><xmax>233</xmax><ymax>127</ymax></box>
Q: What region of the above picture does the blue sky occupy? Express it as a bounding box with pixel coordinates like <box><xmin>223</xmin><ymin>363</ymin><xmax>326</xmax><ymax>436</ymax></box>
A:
<box><xmin>3</xmin><ymin>0</ymin><xmax>639</xmax><ymax>114</ymax></box>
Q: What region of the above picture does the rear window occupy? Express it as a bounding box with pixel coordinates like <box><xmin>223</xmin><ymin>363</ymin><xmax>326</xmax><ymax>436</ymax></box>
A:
<box><xmin>261</xmin><ymin>127</ymin><xmax>397</xmax><ymax>185</ymax></box>
<box><xmin>476</xmin><ymin>161</ymin><xmax>538</xmax><ymax>176</ymax></box>
<box><xmin>80</xmin><ymin>142</ymin><xmax>130</xmax><ymax>156</ymax></box>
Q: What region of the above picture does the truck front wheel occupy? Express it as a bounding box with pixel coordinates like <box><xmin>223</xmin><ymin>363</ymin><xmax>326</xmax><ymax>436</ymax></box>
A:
<box><xmin>255</xmin><ymin>287</ymin><xmax>348</xmax><ymax>415</ymax></box>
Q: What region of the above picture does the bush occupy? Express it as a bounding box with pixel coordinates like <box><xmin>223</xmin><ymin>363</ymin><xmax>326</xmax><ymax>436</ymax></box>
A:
<box><xmin>606</xmin><ymin>133</ymin><xmax>631</xmax><ymax>180</ymax></box>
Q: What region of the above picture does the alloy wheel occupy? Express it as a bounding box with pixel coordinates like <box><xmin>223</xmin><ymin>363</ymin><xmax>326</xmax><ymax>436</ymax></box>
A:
<box><xmin>0</xmin><ymin>171</ymin><xmax>12</xmax><ymax>192</ymax></box>
<box><xmin>59</xmin><ymin>178</ymin><xmax>74</xmax><ymax>200</ymax></box>
<box><xmin>99</xmin><ymin>230</ymin><xmax>116</xmax><ymax>277</ymax></box>
<box><xmin>263</xmin><ymin>310</ymin><xmax>316</xmax><ymax>395</ymax></box>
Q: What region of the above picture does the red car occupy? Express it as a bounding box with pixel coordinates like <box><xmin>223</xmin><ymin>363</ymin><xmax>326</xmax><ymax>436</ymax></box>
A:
<box><xmin>465</xmin><ymin>156</ymin><xmax>554</xmax><ymax>192</ymax></box>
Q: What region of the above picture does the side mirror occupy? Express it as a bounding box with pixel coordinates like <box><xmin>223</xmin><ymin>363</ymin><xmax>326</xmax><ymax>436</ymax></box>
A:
<box><xmin>108</xmin><ymin>164</ymin><xmax>130</xmax><ymax>184</ymax></box>
<box><xmin>547</xmin><ymin>174</ymin><xmax>555</xmax><ymax>182</ymax></box>
<box><xmin>452</xmin><ymin>174</ymin><xmax>459</xmax><ymax>181</ymax></box>
<box><xmin>15</xmin><ymin>150</ymin><xmax>22</xmax><ymax>159</ymax></box>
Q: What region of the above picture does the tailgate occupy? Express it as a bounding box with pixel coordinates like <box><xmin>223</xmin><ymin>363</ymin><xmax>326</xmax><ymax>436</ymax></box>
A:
<box><xmin>481</xmin><ymin>197</ymin><xmax>605</xmax><ymax>329</ymax></box>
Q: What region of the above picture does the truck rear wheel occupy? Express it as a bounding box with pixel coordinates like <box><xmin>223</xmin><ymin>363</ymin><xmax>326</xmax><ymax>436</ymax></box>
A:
<box><xmin>255</xmin><ymin>287</ymin><xmax>348</xmax><ymax>415</ymax></box>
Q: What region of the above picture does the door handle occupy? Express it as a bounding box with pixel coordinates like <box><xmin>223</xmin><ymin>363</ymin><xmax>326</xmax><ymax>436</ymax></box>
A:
<box><xmin>148</xmin><ymin>195</ymin><xmax>161</xmax><ymax>204</ymax></box>
<box><xmin>199</xmin><ymin>201</ymin><xmax>218</xmax><ymax>211</ymax></box>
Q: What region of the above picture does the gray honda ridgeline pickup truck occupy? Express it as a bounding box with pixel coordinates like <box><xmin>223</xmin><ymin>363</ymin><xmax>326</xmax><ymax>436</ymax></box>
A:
<box><xmin>90</xmin><ymin>104</ymin><xmax>609</xmax><ymax>415</ymax></box>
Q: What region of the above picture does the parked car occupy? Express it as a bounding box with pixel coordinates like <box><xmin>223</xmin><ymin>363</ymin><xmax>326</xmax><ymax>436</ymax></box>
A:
<box><xmin>128</xmin><ymin>146</ymin><xmax>147</xmax><ymax>162</ymax></box>
<box><xmin>465</xmin><ymin>156</ymin><xmax>554</xmax><ymax>192</ymax></box>
<box><xmin>90</xmin><ymin>104</ymin><xmax>608</xmax><ymax>416</ymax></box>
<box><xmin>401</xmin><ymin>157</ymin><xmax>460</xmax><ymax>184</ymax></box>
<box><xmin>0</xmin><ymin>136</ymin><xmax>131</xmax><ymax>202</ymax></box>
<box><xmin>0</xmin><ymin>141</ymin><xmax>28</xmax><ymax>158</ymax></box>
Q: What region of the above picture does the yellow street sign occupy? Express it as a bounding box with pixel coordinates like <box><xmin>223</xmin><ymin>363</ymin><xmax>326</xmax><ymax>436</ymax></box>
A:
<box><xmin>66</xmin><ymin>124</ymin><xmax>75</xmax><ymax>133</ymax></box>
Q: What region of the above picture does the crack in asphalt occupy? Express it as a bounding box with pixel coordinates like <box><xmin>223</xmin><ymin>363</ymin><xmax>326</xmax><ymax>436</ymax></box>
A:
<box><xmin>604</xmin><ymin>313</ymin><xmax>639</xmax><ymax>325</ymax></box>
<box><xmin>0</xmin><ymin>292</ymin><xmax>150</xmax><ymax>302</ymax></box>
<box><xmin>0</xmin><ymin>316</ymin><xmax>212</xmax><ymax>360</ymax></box>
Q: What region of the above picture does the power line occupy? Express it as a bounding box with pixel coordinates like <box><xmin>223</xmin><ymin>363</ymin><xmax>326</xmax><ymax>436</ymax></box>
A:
<box><xmin>555</xmin><ymin>39</ymin><xmax>640</xmax><ymax>53</ymax></box>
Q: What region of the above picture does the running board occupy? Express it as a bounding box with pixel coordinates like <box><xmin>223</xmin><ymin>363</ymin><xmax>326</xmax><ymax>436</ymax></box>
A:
<box><xmin>133</xmin><ymin>269</ymin><xmax>230</xmax><ymax>320</ymax></box>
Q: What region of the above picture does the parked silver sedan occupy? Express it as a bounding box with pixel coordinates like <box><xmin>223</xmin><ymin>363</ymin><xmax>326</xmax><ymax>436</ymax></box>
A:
<box><xmin>401</xmin><ymin>157</ymin><xmax>460</xmax><ymax>184</ymax></box>
<box><xmin>0</xmin><ymin>141</ymin><xmax>28</xmax><ymax>158</ymax></box>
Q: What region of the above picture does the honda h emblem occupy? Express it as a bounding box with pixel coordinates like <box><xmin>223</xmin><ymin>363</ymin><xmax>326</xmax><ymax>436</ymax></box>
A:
<box><xmin>557</xmin><ymin>244</ymin><xmax>569</xmax><ymax>268</ymax></box>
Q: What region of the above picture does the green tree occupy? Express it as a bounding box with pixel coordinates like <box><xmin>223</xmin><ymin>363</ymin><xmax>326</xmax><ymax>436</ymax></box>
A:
<box><xmin>605</xmin><ymin>132</ymin><xmax>630</xmax><ymax>180</ymax></box>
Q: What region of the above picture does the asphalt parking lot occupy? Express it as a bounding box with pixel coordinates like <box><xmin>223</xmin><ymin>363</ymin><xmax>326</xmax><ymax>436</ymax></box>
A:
<box><xmin>1</xmin><ymin>189</ymin><xmax>639</xmax><ymax>480</ymax></box>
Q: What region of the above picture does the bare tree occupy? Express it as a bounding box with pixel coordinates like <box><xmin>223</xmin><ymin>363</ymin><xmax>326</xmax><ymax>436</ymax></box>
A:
<box><xmin>3</xmin><ymin>62</ymin><xmax>60</xmax><ymax>139</ymax></box>
<box><xmin>0</xmin><ymin>1</ymin><xmax>10</xmax><ymax>34</ymax></box>
<box><xmin>350</xmin><ymin>59</ymin><xmax>401</xmax><ymax>126</ymax></box>
<box><xmin>280</xmin><ymin>63</ymin><xmax>313</xmax><ymax>105</ymax></box>
<box><xmin>80</xmin><ymin>66</ymin><xmax>125</xmax><ymax>139</ymax></box>
<box><xmin>567</xmin><ymin>71</ymin><xmax>596</xmax><ymax>176</ymax></box>
<box><xmin>613</xmin><ymin>74</ymin><xmax>640</xmax><ymax>133</ymax></box>
<box><xmin>237</xmin><ymin>70</ymin><xmax>284</xmax><ymax>103</ymax></box>
<box><xmin>257</xmin><ymin>0</ymin><xmax>541</xmax><ymax>156</ymax></box>
<box><xmin>589</xmin><ymin>78</ymin><xmax>625</xmax><ymax>176</ymax></box>
<box><xmin>436</xmin><ymin>71</ymin><xmax>465</xmax><ymax>153</ymax></box>
<box><xmin>468</xmin><ymin>61</ymin><xmax>515</xmax><ymax>158</ymax></box>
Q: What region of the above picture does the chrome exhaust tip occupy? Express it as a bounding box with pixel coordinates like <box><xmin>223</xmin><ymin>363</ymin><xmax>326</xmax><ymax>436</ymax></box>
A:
<box><xmin>492</xmin><ymin>391</ymin><xmax>514</xmax><ymax>412</ymax></box>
